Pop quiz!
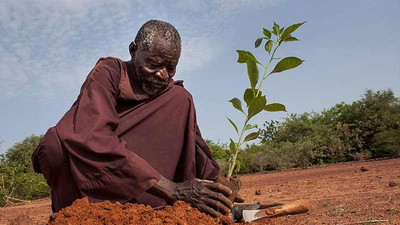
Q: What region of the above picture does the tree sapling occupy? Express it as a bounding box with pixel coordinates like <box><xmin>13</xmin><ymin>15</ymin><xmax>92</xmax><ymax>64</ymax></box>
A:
<box><xmin>217</xmin><ymin>21</ymin><xmax>306</xmax><ymax>199</ymax></box>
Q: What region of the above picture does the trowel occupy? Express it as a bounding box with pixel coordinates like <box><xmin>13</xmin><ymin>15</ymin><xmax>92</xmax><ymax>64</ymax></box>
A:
<box><xmin>241</xmin><ymin>200</ymin><xmax>310</xmax><ymax>222</ymax></box>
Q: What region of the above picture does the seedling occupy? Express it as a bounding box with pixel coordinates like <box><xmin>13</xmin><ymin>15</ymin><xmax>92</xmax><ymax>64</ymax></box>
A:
<box><xmin>226</xmin><ymin>22</ymin><xmax>305</xmax><ymax>179</ymax></box>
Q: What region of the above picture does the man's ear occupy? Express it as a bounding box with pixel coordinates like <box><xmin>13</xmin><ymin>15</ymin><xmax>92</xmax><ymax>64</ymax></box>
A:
<box><xmin>129</xmin><ymin>41</ymin><xmax>138</xmax><ymax>58</ymax></box>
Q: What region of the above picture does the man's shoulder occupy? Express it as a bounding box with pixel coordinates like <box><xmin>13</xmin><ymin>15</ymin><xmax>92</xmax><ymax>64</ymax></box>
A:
<box><xmin>82</xmin><ymin>57</ymin><xmax>125</xmax><ymax>91</ymax></box>
<box><xmin>88</xmin><ymin>57</ymin><xmax>125</xmax><ymax>83</ymax></box>
<box><xmin>170</xmin><ymin>81</ymin><xmax>194</xmax><ymax>101</ymax></box>
<box><xmin>95</xmin><ymin>57</ymin><xmax>124</xmax><ymax>71</ymax></box>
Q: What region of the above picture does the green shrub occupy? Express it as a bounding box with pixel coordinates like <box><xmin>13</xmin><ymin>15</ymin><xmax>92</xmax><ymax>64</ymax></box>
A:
<box><xmin>0</xmin><ymin>135</ymin><xmax>50</xmax><ymax>206</ymax></box>
<box><xmin>258</xmin><ymin>89</ymin><xmax>399</xmax><ymax>167</ymax></box>
<box><xmin>371</xmin><ymin>129</ymin><xmax>400</xmax><ymax>158</ymax></box>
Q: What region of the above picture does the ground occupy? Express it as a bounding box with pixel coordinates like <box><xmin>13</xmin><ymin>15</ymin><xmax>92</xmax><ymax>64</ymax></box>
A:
<box><xmin>0</xmin><ymin>158</ymin><xmax>399</xmax><ymax>225</ymax></box>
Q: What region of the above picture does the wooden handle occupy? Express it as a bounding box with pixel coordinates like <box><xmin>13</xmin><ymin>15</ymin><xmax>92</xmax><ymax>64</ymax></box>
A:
<box><xmin>259</xmin><ymin>202</ymin><xmax>284</xmax><ymax>209</ymax></box>
<box><xmin>274</xmin><ymin>200</ymin><xmax>311</xmax><ymax>216</ymax></box>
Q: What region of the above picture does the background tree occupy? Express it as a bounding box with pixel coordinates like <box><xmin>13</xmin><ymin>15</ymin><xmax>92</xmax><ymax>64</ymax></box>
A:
<box><xmin>258</xmin><ymin>89</ymin><xmax>399</xmax><ymax>167</ymax></box>
<box><xmin>0</xmin><ymin>135</ymin><xmax>50</xmax><ymax>206</ymax></box>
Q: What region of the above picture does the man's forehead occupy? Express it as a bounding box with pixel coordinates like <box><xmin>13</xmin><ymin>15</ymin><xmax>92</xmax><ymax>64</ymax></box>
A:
<box><xmin>141</xmin><ymin>34</ymin><xmax>179</xmax><ymax>49</ymax></box>
<box><xmin>140</xmin><ymin>39</ymin><xmax>179</xmax><ymax>58</ymax></box>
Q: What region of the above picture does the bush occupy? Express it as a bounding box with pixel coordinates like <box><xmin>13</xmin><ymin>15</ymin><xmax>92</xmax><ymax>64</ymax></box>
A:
<box><xmin>254</xmin><ymin>141</ymin><xmax>316</xmax><ymax>171</ymax></box>
<box><xmin>257</xmin><ymin>89</ymin><xmax>399</xmax><ymax>167</ymax></box>
<box><xmin>250</xmin><ymin>151</ymin><xmax>269</xmax><ymax>172</ymax></box>
<box><xmin>371</xmin><ymin>129</ymin><xmax>400</xmax><ymax>158</ymax></box>
<box><xmin>0</xmin><ymin>135</ymin><xmax>50</xmax><ymax>206</ymax></box>
<box><xmin>260</xmin><ymin>143</ymin><xmax>296</xmax><ymax>170</ymax></box>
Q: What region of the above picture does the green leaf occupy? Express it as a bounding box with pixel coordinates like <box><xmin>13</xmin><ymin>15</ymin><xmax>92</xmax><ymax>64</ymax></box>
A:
<box><xmin>244</xmin><ymin>88</ymin><xmax>256</xmax><ymax>106</ymax></box>
<box><xmin>283</xmin><ymin>36</ymin><xmax>299</xmax><ymax>42</ymax></box>
<box><xmin>229</xmin><ymin>138</ymin><xmax>236</xmax><ymax>153</ymax></box>
<box><xmin>270</xmin><ymin>57</ymin><xmax>303</xmax><ymax>74</ymax></box>
<box><xmin>281</xmin><ymin>22</ymin><xmax>305</xmax><ymax>42</ymax></box>
<box><xmin>272</xmin><ymin>22</ymin><xmax>279</xmax><ymax>35</ymax></box>
<box><xmin>235</xmin><ymin>159</ymin><xmax>242</xmax><ymax>173</ymax></box>
<box><xmin>236</xmin><ymin>50</ymin><xmax>248</xmax><ymax>63</ymax></box>
<box><xmin>245</xmin><ymin>124</ymin><xmax>258</xmax><ymax>131</ymax></box>
<box><xmin>226</xmin><ymin>117</ymin><xmax>239</xmax><ymax>135</ymax></box>
<box><xmin>244</xmin><ymin>89</ymin><xmax>263</xmax><ymax>106</ymax></box>
<box><xmin>244</xmin><ymin>132</ymin><xmax>259</xmax><ymax>142</ymax></box>
<box><xmin>254</xmin><ymin>38</ymin><xmax>263</xmax><ymax>48</ymax></box>
<box><xmin>247</xmin><ymin>60</ymin><xmax>259</xmax><ymax>92</ymax></box>
<box><xmin>263</xmin><ymin>28</ymin><xmax>271</xmax><ymax>39</ymax></box>
<box><xmin>246</xmin><ymin>52</ymin><xmax>259</xmax><ymax>63</ymax></box>
<box><xmin>236</xmin><ymin>50</ymin><xmax>259</xmax><ymax>64</ymax></box>
<box><xmin>229</xmin><ymin>98</ymin><xmax>244</xmax><ymax>113</ymax></box>
<box><xmin>279</xmin><ymin>27</ymin><xmax>284</xmax><ymax>35</ymax></box>
<box><xmin>248</xmin><ymin>95</ymin><xmax>267</xmax><ymax>120</ymax></box>
<box><xmin>236</xmin><ymin>159</ymin><xmax>247</xmax><ymax>172</ymax></box>
<box><xmin>265</xmin><ymin>40</ymin><xmax>273</xmax><ymax>54</ymax></box>
<box><xmin>264</xmin><ymin>103</ymin><xmax>287</xmax><ymax>112</ymax></box>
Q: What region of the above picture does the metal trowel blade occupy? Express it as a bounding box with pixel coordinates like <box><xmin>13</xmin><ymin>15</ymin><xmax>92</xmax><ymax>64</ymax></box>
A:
<box><xmin>242</xmin><ymin>209</ymin><xmax>269</xmax><ymax>222</ymax></box>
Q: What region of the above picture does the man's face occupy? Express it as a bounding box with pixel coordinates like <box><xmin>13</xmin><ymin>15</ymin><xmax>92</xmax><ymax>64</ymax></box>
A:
<box><xmin>132</xmin><ymin>37</ymin><xmax>180</xmax><ymax>96</ymax></box>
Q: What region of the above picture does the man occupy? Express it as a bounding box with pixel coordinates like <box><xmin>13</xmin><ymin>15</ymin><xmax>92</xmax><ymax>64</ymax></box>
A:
<box><xmin>32</xmin><ymin>20</ymin><xmax>238</xmax><ymax>218</ymax></box>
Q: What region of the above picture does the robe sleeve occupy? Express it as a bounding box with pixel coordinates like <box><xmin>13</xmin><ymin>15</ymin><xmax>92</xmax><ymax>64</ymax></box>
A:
<box><xmin>194</xmin><ymin>124</ymin><xmax>221</xmax><ymax>180</ymax></box>
<box><xmin>55</xmin><ymin>58</ymin><xmax>161</xmax><ymax>203</ymax></box>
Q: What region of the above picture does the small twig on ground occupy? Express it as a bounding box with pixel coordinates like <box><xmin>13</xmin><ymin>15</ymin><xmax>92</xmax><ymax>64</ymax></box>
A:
<box><xmin>5</xmin><ymin>195</ymin><xmax>31</xmax><ymax>205</ymax></box>
<box><xmin>337</xmin><ymin>219</ymin><xmax>389</xmax><ymax>225</ymax></box>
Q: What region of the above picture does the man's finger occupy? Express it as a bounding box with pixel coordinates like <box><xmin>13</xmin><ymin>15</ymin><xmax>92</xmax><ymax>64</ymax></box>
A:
<box><xmin>195</xmin><ymin>178</ymin><xmax>214</xmax><ymax>184</ymax></box>
<box><xmin>197</xmin><ymin>204</ymin><xmax>223</xmax><ymax>218</ymax></box>
<box><xmin>234</xmin><ymin>195</ymin><xmax>245</xmax><ymax>203</ymax></box>
<box><xmin>203</xmin><ymin>198</ymin><xmax>231</xmax><ymax>215</ymax></box>
<box><xmin>207</xmin><ymin>191</ymin><xmax>233</xmax><ymax>209</ymax></box>
<box><xmin>207</xmin><ymin>182</ymin><xmax>232</xmax><ymax>196</ymax></box>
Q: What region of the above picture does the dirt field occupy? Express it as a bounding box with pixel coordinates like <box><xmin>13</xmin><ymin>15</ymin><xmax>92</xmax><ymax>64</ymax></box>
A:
<box><xmin>1</xmin><ymin>158</ymin><xmax>399</xmax><ymax>225</ymax></box>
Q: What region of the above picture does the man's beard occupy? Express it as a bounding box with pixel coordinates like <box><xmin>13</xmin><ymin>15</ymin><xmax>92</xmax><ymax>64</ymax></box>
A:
<box><xmin>136</xmin><ymin>70</ymin><xmax>169</xmax><ymax>96</ymax></box>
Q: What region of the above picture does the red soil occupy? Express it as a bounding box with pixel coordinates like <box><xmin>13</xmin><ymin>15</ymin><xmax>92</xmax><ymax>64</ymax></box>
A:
<box><xmin>48</xmin><ymin>198</ymin><xmax>232</xmax><ymax>225</ymax></box>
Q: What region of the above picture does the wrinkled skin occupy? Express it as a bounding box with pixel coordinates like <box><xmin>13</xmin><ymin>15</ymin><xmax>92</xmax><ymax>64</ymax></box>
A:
<box><xmin>127</xmin><ymin>36</ymin><xmax>180</xmax><ymax>96</ymax></box>
<box><xmin>149</xmin><ymin>177</ymin><xmax>234</xmax><ymax>218</ymax></box>
<box><xmin>173</xmin><ymin>179</ymin><xmax>234</xmax><ymax>217</ymax></box>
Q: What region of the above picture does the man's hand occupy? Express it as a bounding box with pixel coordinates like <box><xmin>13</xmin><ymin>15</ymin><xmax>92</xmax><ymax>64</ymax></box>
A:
<box><xmin>148</xmin><ymin>177</ymin><xmax>233</xmax><ymax>217</ymax></box>
<box><xmin>172</xmin><ymin>178</ymin><xmax>233</xmax><ymax>217</ymax></box>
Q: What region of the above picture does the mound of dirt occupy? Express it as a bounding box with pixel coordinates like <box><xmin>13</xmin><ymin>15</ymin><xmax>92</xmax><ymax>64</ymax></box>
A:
<box><xmin>48</xmin><ymin>198</ymin><xmax>234</xmax><ymax>225</ymax></box>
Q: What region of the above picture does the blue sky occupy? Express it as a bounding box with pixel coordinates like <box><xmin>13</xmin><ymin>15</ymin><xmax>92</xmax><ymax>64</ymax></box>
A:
<box><xmin>0</xmin><ymin>0</ymin><xmax>399</xmax><ymax>153</ymax></box>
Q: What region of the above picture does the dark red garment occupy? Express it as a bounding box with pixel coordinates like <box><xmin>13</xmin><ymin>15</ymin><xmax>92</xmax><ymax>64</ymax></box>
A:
<box><xmin>32</xmin><ymin>57</ymin><xmax>220</xmax><ymax>211</ymax></box>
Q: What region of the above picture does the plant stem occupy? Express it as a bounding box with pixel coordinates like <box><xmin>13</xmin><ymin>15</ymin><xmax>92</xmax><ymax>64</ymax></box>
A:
<box><xmin>226</xmin><ymin>118</ymin><xmax>248</xmax><ymax>179</ymax></box>
<box><xmin>256</xmin><ymin>43</ymin><xmax>279</xmax><ymax>97</ymax></box>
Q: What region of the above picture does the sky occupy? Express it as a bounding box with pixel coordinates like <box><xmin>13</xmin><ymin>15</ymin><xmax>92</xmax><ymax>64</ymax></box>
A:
<box><xmin>0</xmin><ymin>0</ymin><xmax>399</xmax><ymax>153</ymax></box>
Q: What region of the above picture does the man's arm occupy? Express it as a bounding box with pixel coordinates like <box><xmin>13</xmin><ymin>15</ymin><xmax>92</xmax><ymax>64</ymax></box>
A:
<box><xmin>144</xmin><ymin>120</ymin><xmax>233</xmax><ymax>217</ymax></box>
<box><xmin>56</xmin><ymin>58</ymin><xmax>162</xmax><ymax>203</ymax></box>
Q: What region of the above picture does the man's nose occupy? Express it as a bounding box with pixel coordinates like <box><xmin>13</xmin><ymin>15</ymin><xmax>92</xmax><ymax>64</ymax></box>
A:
<box><xmin>155</xmin><ymin>68</ymin><xmax>168</xmax><ymax>80</ymax></box>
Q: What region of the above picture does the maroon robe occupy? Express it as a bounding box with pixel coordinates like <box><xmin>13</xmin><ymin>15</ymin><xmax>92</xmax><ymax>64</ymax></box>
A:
<box><xmin>32</xmin><ymin>57</ymin><xmax>220</xmax><ymax>211</ymax></box>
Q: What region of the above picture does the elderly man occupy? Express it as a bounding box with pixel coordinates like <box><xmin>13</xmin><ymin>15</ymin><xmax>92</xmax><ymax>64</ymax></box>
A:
<box><xmin>32</xmin><ymin>20</ymin><xmax>237</xmax><ymax>217</ymax></box>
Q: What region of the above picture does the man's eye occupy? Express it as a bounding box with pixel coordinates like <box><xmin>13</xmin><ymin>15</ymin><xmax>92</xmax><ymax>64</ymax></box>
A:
<box><xmin>167</xmin><ymin>66</ymin><xmax>176</xmax><ymax>72</ymax></box>
<box><xmin>148</xmin><ymin>63</ymin><xmax>160</xmax><ymax>68</ymax></box>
